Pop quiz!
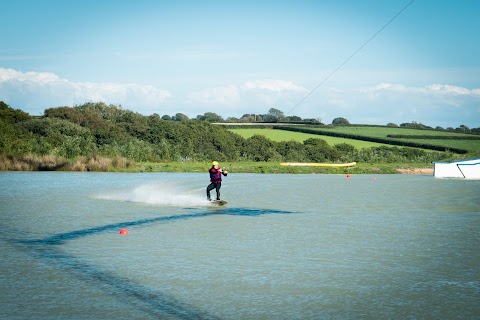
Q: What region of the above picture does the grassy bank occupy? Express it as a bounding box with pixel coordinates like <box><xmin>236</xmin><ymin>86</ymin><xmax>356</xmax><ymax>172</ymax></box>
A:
<box><xmin>138</xmin><ymin>161</ymin><xmax>434</xmax><ymax>174</ymax></box>
<box><xmin>0</xmin><ymin>154</ymin><xmax>134</xmax><ymax>172</ymax></box>
<box><xmin>0</xmin><ymin>154</ymin><xmax>435</xmax><ymax>174</ymax></box>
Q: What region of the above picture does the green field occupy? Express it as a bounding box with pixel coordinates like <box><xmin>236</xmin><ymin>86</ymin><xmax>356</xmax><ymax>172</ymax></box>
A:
<box><xmin>304</xmin><ymin>126</ymin><xmax>480</xmax><ymax>152</ymax></box>
<box><xmin>229</xmin><ymin>128</ymin><xmax>388</xmax><ymax>149</ymax></box>
<box><xmin>311</xmin><ymin>126</ymin><xmax>474</xmax><ymax>138</ymax></box>
<box><xmin>229</xmin><ymin>126</ymin><xmax>480</xmax><ymax>154</ymax></box>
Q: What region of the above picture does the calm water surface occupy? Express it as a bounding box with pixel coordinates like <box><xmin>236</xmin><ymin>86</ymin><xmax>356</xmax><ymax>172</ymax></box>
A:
<box><xmin>1</xmin><ymin>172</ymin><xmax>479</xmax><ymax>319</ymax></box>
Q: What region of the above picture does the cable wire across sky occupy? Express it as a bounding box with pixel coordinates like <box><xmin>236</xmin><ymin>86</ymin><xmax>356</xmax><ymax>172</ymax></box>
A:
<box><xmin>284</xmin><ymin>0</ymin><xmax>417</xmax><ymax>117</ymax></box>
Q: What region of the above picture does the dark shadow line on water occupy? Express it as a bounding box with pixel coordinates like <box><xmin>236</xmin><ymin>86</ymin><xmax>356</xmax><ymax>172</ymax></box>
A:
<box><xmin>20</xmin><ymin>207</ymin><xmax>296</xmax><ymax>246</ymax></box>
<box><xmin>14</xmin><ymin>207</ymin><xmax>297</xmax><ymax>319</ymax></box>
<box><xmin>25</xmin><ymin>244</ymin><xmax>221</xmax><ymax>320</ymax></box>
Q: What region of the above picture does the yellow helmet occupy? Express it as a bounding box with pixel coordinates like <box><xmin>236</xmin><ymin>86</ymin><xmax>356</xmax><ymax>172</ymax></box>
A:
<box><xmin>212</xmin><ymin>161</ymin><xmax>219</xmax><ymax>166</ymax></box>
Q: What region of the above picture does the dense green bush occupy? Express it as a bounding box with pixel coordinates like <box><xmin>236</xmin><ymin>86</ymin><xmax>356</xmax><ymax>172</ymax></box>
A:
<box><xmin>275</xmin><ymin>141</ymin><xmax>307</xmax><ymax>162</ymax></box>
<box><xmin>0</xmin><ymin>101</ymin><xmax>457</xmax><ymax>165</ymax></box>
<box><xmin>243</xmin><ymin>135</ymin><xmax>281</xmax><ymax>162</ymax></box>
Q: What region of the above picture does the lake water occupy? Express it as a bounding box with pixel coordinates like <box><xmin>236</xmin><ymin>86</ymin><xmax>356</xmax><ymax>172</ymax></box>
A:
<box><xmin>1</xmin><ymin>172</ymin><xmax>479</xmax><ymax>319</ymax></box>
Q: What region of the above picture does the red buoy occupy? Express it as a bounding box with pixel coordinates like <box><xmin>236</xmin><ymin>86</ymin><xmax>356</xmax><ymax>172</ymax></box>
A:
<box><xmin>119</xmin><ymin>228</ymin><xmax>128</xmax><ymax>235</ymax></box>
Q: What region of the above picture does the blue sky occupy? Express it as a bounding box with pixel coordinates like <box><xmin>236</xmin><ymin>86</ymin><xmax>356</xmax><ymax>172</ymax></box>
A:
<box><xmin>1</xmin><ymin>0</ymin><xmax>479</xmax><ymax>128</ymax></box>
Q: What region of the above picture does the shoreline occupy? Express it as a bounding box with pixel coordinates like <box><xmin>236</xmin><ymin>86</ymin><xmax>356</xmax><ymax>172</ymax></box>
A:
<box><xmin>0</xmin><ymin>156</ymin><xmax>435</xmax><ymax>174</ymax></box>
<box><xmin>396</xmin><ymin>168</ymin><xmax>434</xmax><ymax>175</ymax></box>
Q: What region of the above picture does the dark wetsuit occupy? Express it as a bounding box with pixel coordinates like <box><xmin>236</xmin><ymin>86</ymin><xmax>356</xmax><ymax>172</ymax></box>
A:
<box><xmin>206</xmin><ymin>167</ymin><xmax>227</xmax><ymax>200</ymax></box>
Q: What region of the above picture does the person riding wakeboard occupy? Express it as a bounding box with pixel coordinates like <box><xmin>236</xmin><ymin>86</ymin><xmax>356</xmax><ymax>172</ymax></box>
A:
<box><xmin>206</xmin><ymin>161</ymin><xmax>228</xmax><ymax>201</ymax></box>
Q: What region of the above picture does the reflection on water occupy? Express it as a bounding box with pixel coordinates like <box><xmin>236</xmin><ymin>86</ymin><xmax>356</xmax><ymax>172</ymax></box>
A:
<box><xmin>1</xmin><ymin>172</ymin><xmax>479</xmax><ymax>319</ymax></box>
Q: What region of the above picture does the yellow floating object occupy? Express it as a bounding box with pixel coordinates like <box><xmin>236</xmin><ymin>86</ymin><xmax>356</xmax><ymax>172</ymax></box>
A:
<box><xmin>280</xmin><ymin>162</ymin><xmax>356</xmax><ymax>168</ymax></box>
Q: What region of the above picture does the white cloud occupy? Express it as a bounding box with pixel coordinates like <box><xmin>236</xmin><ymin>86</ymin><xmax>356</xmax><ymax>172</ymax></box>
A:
<box><xmin>361</xmin><ymin>83</ymin><xmax>480</xmax><ymax>97</ymax></box>
<box><xmin>1</xmin><ymin>67</ymin><xmax>478</xmax><ymax>127</ymax></box>
<box><xmin>242</xmin><ymin>79</ymin><xmax>308</xmax><ymax>93</ymax></box>
<box><xmin>424</xmin><ymin>84</ymin><xmax>474</xmax><ymax>95</ymax></box>
<box><xmin>317</xmin><ymin>83</ymin><xmax>480</xmax><ymax>127</ymax></box>
<box><xmin>186</xmin><ymin>85</ymin><xmax>240</xmax><ymax>106</ymax></box>
<box><xmin>0</xmin><ymin>68</ymin><xmax>60</xmax><ymax>82</ymax></box>
<box><xmin>186</xmin><ymin>79</ymin><xmax>309</xmax><ymax>115</ymax></box>
<box><xmin>0</xmin><ymin>67</ymin><xmax>171</xmax><ymax>115</ymax></box>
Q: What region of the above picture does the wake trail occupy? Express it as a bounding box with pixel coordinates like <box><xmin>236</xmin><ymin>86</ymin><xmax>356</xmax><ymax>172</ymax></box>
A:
<box><xmin>93</xmin><ymin>182</ymin><xmax>210</xmax><ymax>207</ymax></box>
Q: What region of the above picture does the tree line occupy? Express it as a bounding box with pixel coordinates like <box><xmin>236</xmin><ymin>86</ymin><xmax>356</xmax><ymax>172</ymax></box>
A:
<box><xmin>0</xmin><ymin>101</ymin><xmax>453</xmax><ymax>165</ymax></box>
<box><xmin>171</xmin><ymin>108</ymin><xmax>479</xmax><ymax>134</ymax></box>
<box><xmin>161</xmin><ymin>107</ymin><xmax>321</xmax><ymax>123</ymax></box>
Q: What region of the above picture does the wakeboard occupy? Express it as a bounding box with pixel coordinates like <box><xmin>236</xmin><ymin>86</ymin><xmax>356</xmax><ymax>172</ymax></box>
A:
<box><xmin>210</xmin><ymin>200</ymin><xmax>228</xmax><ymax>206</ymax></box>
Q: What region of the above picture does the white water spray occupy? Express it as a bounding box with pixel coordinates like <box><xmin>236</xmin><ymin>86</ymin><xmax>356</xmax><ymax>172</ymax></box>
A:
<box><xmin>94</xmin><ymin>182</ymin><xmax>209</xmax><ymax>207</ymax></box>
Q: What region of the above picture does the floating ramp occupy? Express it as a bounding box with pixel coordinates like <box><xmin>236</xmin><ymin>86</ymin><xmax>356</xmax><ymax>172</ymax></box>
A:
<box><xmin>280</xmin><ymin>162</ymin><xmax>356</xmax><ymax>168</ymax></box>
